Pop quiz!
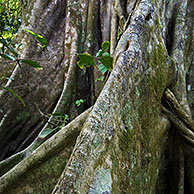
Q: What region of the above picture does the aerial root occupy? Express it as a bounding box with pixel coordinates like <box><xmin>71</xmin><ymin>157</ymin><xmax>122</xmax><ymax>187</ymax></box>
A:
<box><xmin>162</xmin><ymin>88</ymin><xmax>194</xmax><ymax>146</ymax></box>
<box><xmin>164</xmin><ymin>88</ymin><xmax>194</xmax><ymax>131</ymax></box>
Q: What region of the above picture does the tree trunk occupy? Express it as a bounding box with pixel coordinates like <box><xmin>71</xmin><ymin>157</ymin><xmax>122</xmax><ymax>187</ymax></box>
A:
<box><xmin>0</xmin><ymin>0</ymin><xmax>193</xmax><ymax>193</ymax></box>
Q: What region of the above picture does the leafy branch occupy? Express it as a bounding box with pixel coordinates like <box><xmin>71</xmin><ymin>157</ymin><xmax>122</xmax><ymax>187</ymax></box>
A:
<box><xmin>0</xmin><ymin>29</ymin><xmax>48</xmax><ymax>106</ymax></box>
<box><xmin>77</xmin><ymin>41</ymin><xmax>113</xmax><ymax>79</ymax></box>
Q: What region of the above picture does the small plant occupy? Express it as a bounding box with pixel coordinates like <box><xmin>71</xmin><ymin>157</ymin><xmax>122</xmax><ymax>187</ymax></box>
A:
<box><xmin>75</xmin><ymin>99</ymin><xmax>84</xmax><ymax>107</ymax></box>
<box><xmin>77</xmin><ymin>41</ymin><xmax>113</xmax><ymax>80</ymax></box>
<box><xmin>39</xmin><ymin>112</ymin><xmax>69</xmax><ymax>138</ymax></box>
<box><xmin>49</xmin><ymin>112</ymin><xmax>69</xmax><ymax>120</ymax></box>
<box><xmin>75</xmin><ymin>41</ymin><xmax>113</xmax><ymax>105</ymax></box>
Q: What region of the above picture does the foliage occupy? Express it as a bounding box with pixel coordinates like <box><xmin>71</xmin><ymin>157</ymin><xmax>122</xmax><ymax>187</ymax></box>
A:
<box><xmin>0</xmin><ymin>28</ymin><xmax>47</xmax><ymax>105</ymax></box>
<box><xmin>19</xmin><ymin>59</ymin><xmax>42</xmax><ymax>69</ymax></box>
<box><xmin>76</xmin><ymin>41</ymin><xmax>113</xmax><ymax>105</ymax></box>
<box><xmin>0</xmin><ymin>0</ymin><xmax>21</xmax><ymax>51</ymax></box>
<box><xmin>0</xmin><ymin>0</ymin><xmax>21</xmax><ymax>60</ymax></box>
<box><xmin>75</xmin><ymin>99</ymin><xmax>84</xmax><ymax>107</ymax></box>
<box><xmin>2</xmin><ymin>87</ymin><xmax>25</xmax><ymax>106</ymax></box>
<box><xmin>0</xmin><ymin>0</ymin><xmax>22</xmax><ymax>104</ymax></box>
<box><xmin>96</xmin><ymin>41</ymin><xmax>113</xmax><ymax>71</ymax></box>
<box><xmin>77</xmin><ymin>41</ymin><xmax>113</xmax><ymax>76</ymax></box>
<box><xmin>24</xmin><ymin>29</ymin><xmax>48</xmax><ymax>49</ymax></box>
<box><xmin>39</xmin><ymin>113</ymin><xmax>69</xmax><ymax>138</ymax></box>
<box><xmin>98</xmin><ymin>55</ymin><xmax>113</xmax><ymax>70</ymax></box>
<box><xmin>77</xmin><ymin>52</ymin><xmax>96</xmax><ymax>69</ymax></box>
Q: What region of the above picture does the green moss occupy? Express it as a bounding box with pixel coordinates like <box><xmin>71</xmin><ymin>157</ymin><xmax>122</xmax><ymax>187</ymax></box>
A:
<box><xmin>5</xmin><ymin>148</ymin><xmax>72</xmax><ymax>194</ymax></box>
<box><xmin>156</xmin><ymin>17</ymin><xmax>160</xmax><ymax>28</ymax></box>
<box><xmin>111</xmin><ymin>24</ymin><xmax>175</xmax><ymax>192</ymax></box>
<box><xmin>118</xmin><ymin>129</ymin><xmax>134</xmax><ymax>154</ymax></box>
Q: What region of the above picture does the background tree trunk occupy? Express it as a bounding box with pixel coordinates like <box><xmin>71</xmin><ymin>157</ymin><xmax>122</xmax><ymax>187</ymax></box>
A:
<box><xmin>0</xmin><ymin>0</ymin><xmax>193</xmax><ymax>193</ymax></box>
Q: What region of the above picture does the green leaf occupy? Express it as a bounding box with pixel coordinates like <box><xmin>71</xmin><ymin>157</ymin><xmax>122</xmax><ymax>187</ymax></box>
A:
<box><xmin>0</xmin><ymin>53</ymin><xmax>16</xmax><ymax>61</ymax></box>
<box><xmin>77</xmin><ymin>52</ymin><xmax>96</xmax><ymax>68</ymax></box>
<box><xmin>96</xmin><ymin>49</ymin><xmax>103</xmax><ymax>57</ymax></box>
<box><xmin>99</xmin><ymin>55</ymin><xmax>113</xmax><ymax>70</ymax></box>
<box><xmin>24</xmin><ymin>29</ymin><xmax>48</xmax><ymax>48</ymax></box>
<box><xmin>1</xmin><ymin>76</ymin><xmax>13</xmax><ymax>80</ymax></box>
<box><xmin>75</xmin><ymin>99</ymin><xmax>84</xmax><ymax>106</ymax></box>
<box><xmin>0</xmin><ymin>38</ymin><xmax>6</xmax><ymax>46</ymax></box>
<box><xmin>98</xmin><ymin>63</ymin><xmax>108</xmax><ymax>74</ymax></box>
<box><xmin>17</xmin><ymin>43</ymin><xmax>23</xmax><ymax>48</ymax></box>
<box><xmin>77</xmin><ymin>60</ymin><xmax>84</xmax><ymax>69</ymax></box>
<box><xmin>37</xmin><ymin>43</ymin><xmax>44</xmax><ymax>48</ymax></box>
<box><xmin>101</xmin><ymin>41</ymin><xmax>110</xmax><ymax>51</ymax></box>
<box><xmin>6</xmin><ymin>45</ymin><xmax>18</xmax><ymax>57</ymax></box>
<box><xmin>0</xmin><ymin>38</ymin><xmax>18</xmax><ymax>57</ymax></box>
<box><xmin>102</xmin><ymin>52</ymin><xmax>110</xmax><ymax>56</ymax></box>
<box><xmin>2</xmin><ymin>87</ymin><xmax>25</xmax><ymax>106</ymax></box>
<box><xmin>20</xmin><ymin>59</ymin><xmax>42</xmax><ymax>69</ymax></box>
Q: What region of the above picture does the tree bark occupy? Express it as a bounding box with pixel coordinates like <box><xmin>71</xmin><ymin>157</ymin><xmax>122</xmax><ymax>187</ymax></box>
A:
<box><xmin>0</xmin><ymin>0</ymin><xmax>193</xmax><ymax>193</ymax></box>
